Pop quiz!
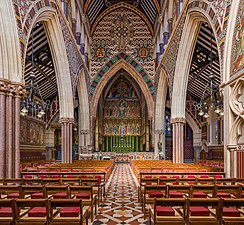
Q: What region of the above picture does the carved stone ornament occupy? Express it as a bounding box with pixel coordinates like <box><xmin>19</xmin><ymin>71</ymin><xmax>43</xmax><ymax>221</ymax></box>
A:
<box><xmin>170</xmin><ymin>117</ymin><xmax>186</xmax><ymax>124</ymax></box>
<box><xmin>229</xmin><ymin>78</ymin><xmax>244</xmax><ymax>116</ymax></box>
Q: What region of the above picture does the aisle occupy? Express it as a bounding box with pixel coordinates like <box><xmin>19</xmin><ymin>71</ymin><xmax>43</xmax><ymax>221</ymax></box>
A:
<box><xmin>93</xmin><ymin>164</ymin><xmax>147</xmax><ymax>225</ymax></box>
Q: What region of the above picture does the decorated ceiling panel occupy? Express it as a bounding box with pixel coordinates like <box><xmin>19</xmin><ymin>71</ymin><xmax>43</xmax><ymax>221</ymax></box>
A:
<box><xmin>91</xmin><ymin>4</ymin><xmax>155</xmax><ymax>85</ymax></box>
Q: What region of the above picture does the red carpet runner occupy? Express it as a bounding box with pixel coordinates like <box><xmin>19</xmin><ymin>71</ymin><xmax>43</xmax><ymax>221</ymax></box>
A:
<box><xmin>93</xmin><ymin>164</ymin><xmax>147</xmax><ymax>225</ymax></box>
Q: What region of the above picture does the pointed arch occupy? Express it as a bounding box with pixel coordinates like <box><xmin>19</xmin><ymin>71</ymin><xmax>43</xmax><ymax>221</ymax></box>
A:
<box><xmin>90</xmin><ymin>59</ymin><xmax>154</xmax><ymax>121</ymax></box>
<box><xmin>27</xmin><ymin>9</ymin><xmax>74</xmax><ymax>119</ymax></box>
<box><xmin>90</xmin><ymin>52</ymin><xmax>155</xmax><ymax>96</ymax></box>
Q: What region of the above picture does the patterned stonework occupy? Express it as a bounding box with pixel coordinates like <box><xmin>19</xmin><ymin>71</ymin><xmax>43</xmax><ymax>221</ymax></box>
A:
<box><xmin>231</xmin><ymin>0</ymin><xmax>244</xmax><ymax>75</ymax></box>
<box><xmin>91</xmin><ymin>4</ymin><xmax>154</xmax><ymax>82</ymax></box>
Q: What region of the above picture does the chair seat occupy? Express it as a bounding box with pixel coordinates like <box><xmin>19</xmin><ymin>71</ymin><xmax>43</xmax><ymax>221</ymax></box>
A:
<box><xmin>156</xmin><ymin>206</ymin><xmax>175</xmax><ymax>216</ymax></box>
<box><xmin>148</xmin><ymin>192</ymin><xmax>164</xmax><ymax>198</ymax></box>
<box><xmin>190</xmin><ymin>206</ymin><xmax>210</xmax><ymax>216</ymax></box>
<box><xmin>76</xmin><ymin>193</ymin><xmax>91</xmax><ymax>199</ymax></box>
<box><xmin>223</xmin><ymin>207</ymin><xmax>240</xmax><ymax>217</ymax></box>
<box><xmin>60</xmin><ymin>207</ymin><xmax>80</xmax><ymax>217</ymax></box>
<box><xmin>0</xmin><ymin>207</ymin><xmax>12</xmax><ymax>217</ymax></box>
<box><xmin>28</xmin><ymin>207</ymin><xmax>46</xmax><ymax>217</ymax></box>
<box><xmin>192</xmin><ymin>192</ymin><xmax>207</xmax><ymax>198</ymax></box>
<box><xmin>31</xmin><ymin>192</ymin><xmax>44</xmax><ymax>199</ymax></box>
<box><xmin>169</xmin><ymin>192</ymin><xmax>184</xmax><ymax>198</ymax></box>
<box><xmin>53</xmin><ymin>193</ymin><xmax>68</xmax><ymax>199</ymax></box>
<box><xmin>7</xmin><ymin>192</ymin><xmax>19</xmax><ymax>199</ymax></box>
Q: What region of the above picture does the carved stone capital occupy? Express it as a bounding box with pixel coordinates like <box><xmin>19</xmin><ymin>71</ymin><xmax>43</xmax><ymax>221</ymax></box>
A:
<box><xmin>59</xmin><ymin>117</ymin><xmax>75</xmax><ymax>124</ymax></box>
<box><xmin>227</xmin><ymin>144</ymin><xmax>237</xmax><ymax>152</ymax></box>
<box><xmin>171</xmin><ymin>117</ymin><xmax>186</xmax><ymax>124</ymax></box>
<box><xmin>0</xmin><ymin>79</ymin><xmax>10</xmax><ymax>95</ymax></box>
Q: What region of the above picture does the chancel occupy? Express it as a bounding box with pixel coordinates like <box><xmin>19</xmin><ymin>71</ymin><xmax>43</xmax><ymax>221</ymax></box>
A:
<box><xmin>0</xmin><ymin>0</ymin><xmax>244</xmax><ymax>224</ymax></box>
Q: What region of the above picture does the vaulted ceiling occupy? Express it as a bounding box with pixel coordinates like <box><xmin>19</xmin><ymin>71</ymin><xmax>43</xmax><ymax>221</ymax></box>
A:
<box><xmin>24</xmin><ymin>22</ymin><xmax>58</xmax><ymax>102</ymax></box>
<box><xmin>84</xmin><ymin>0</ymin><xmax>160</xmax><ymax>26</ymax></box>
<box><xmin>187</xmin><ymin>22</ymin><xmax>221</xmax><ymax>102</ymax></box>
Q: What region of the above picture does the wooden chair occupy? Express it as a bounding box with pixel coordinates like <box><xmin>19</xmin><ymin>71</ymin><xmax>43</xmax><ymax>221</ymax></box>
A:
<box><xmin>213</xmin><ymin>185</ymin><xmax>242</xmax><ymax>199</ymax></box>
<box><xmin>61</xmin><ymin>178</ymin><xmax>81</xmax><ymax>186</ymax></box>
<box><xmin>45</xmin><ymin>185</ymin><xmax>69</xmax><ymax>199</ymax></box>
<box><xmin>196</xmin><ymin>177</ymin><xmax>215</xmax><ymax>185</ymax></box>
<box><xmin>158</xmin><ymin>178</ymin><xmax>179</xmax><ymax>186</ymax></box>
<box><xmin>178</xmin><ymin>178</ymin><xmax>196</xmax><ymax>185</ymax></box>
<box><xmin>14</xmin><ymin>199</ymin><xmax>49</xmax><ymax>225</ymax></box>
<box><xmin>214</xmin><ymin>178</ymin><xmax>234</xmax><ymax>185</ymax></box>
<box><xmin>0</xmin><ymin>199</ymin><xmax>15</xmax><ymax>225</ymax></box>
<box><xmin>189</xmin><ymin>185</ymin><xmax>215</xmax><ymax>198</ymax></box>
<box><xmin>22</xmin><ymin>185</ymin><xmax>47</xmax><ymax>199</ymax></box>
<box><xmin>143</xmin><ymin>185</ymin><xmax>167</xmax><ymax>219</ymax></box>
<box><xmin>167</xmin><ymin>185</ymin><xmax>191</xmax><ymax>198</ymax></box>
<box><xmin>22</xmin><ymin>178</ymin><xmax>43</xmax><ymax>186</ymax></box>
<box><xmin>0</xmin><ymin>185</ymin><xmax>24</xmax><ymax>199</ymax></box>
<box><xmin>138</xmin><ymin>177</ymin><xmax>159</xmax><ymax>205</ymax></box>
<box><xmin>221</xmin><ymin>198</ymin><xmax>244</xmax><ymax>224</ymax></box>
<box><xmin>186</xmin><ymin>198</ymin><xmax>222</xmax><ymax>225</ymax></box>
<box><xmin>69</xmin><ymin>185</ymin><xmax>97</xmax><ymax>221</ymax></box>
<box><xmin>81</xmin><ymin>178</ymin><xmax>102</xmax><ymax>204</ymax></box>
<box><xmin>50</xmin><ymin>199</ymin><xmax>89</xmax><ymax>225</ymax></box>
<box><xmin>149</xmin><ymin>198</ymin><xmax>186</xmax><ymax>225</ymax></box>
<box><xmin>42</xmin><ymin>178</ymin><xmax>61</xmax><ymax>186</ymax></box>
<box><xmin>4</xmin><ymin>179</ymin><xmax>24</xmax><ymax>186</ymax></box>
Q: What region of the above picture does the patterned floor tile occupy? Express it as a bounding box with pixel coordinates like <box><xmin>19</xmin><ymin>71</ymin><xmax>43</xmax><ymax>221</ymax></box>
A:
<box><xmin>92</xmin><ymin>164</ymin><xmax>149</xmax><ymax>225</ymax></box>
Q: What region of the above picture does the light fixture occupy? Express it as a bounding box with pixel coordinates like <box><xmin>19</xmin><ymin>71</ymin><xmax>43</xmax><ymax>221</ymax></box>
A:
<box><xmin>20</xmin><ymin>27</ymin><xmax>50</xmax><ymax>118</ymax></box>
<box><xmin>195</xmin><ymin>28</ymin><xmax>223</xmax><ymax>118</ymax></box>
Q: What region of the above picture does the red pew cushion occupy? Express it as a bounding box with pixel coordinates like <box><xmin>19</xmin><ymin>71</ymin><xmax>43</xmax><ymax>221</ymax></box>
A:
<box><xmin>217</xmin><ymin>192</ymin><xmax>231</xmax><ymax>198</ymax></box>
<box><xmin>190</xmin><ymin>206</ymin><xmax>209</xmax><ymax>216</ymax></box>
<box><xmin>148</xmin><ymin>192</ymin><xmax>164</xmax><ymax>198</ymax></box>
<box><xmin>223</xmin><ymin>207</ymin><xmax>240</xmax><ymax>217</ymax></box>
<box><xmin>169</xmin><ymin>192</ymin><xmax>183</xmax><ymax>198</ymax></box>
<box><xmin>76</xmin><ymin>193</ymin><xmax>91</xmax><ymax>199</ymax></box>
<box><xmin>156</xmin><ymin>206</ymin><xmax>175</xmax><ymax>216</ymax></box>
<box><xmin>53</xmin><ymin>193</ymin><xmax>67</xmax><ymax>199</ymax></box>
<box><xmin>192</xmin><ymin>192</ymin><xmax>207</xmax><ymax>198</ymax></box>
<box><xmin>60</xmin><ymin>207</ymin><xmax>80</xmax><ymax>217</ymax></box>
<box><xmin>28</xmin><ymin>207</ymin><xmax>46</xmax><ymax>217</ymax></box>
<box><xmin>7</xmin><ymin>193</ymin><xmax>19</xmax><ymax>199</ymax></box>
<box><xmin>31</xmin><ymin>192</ymin><xmax>44</xmax><ymax>199</ymax></box>
<box><xmin>0</xmin><ymin>207</ymin><xmax>12</xmax><ymax>217</ymax></box>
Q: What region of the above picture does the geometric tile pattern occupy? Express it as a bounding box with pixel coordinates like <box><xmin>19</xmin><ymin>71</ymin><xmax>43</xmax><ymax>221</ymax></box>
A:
<box><xmin>92</xmin><ymin>164</ymin><xmax>148</xmax><ymax>225</ymax></box>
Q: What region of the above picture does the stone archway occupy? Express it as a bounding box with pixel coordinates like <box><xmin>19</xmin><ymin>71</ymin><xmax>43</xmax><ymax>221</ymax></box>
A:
<box><xmin>90</xmin><ymin>59</ymin><xmax>155</xmax><ymax>149</ymax></box>
<box><xmin>171</xmin><ymin>11</ymin><xmax>221</xmax><ymax>163</ymax></box>
<box><xmin>25</xmin><ymin>9</ymin><xmax>74</xmax><ymax>163</ymax></box>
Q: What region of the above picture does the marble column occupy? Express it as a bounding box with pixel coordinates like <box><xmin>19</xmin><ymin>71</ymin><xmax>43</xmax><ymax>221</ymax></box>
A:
<box><xmin>227</xmin><ymin>145</ymin><xmax>236</xmax><ymax>177</ymax></box>
<box><xmin>171</xmin><ymin>117</ymin><xmax>185</xmax><ymax>163</ymax></box>
<box><xmin>0</xmin><ymin>80</ymin><xmax>23</xmax><ymax>178</ymax></box>
<box><xmin>0</xmin><ymin>80</ymin><xmax>7</xmax><ymax>178</ymax></box>
<box><xmin>6</xmin><ymin>84</ymin><xmax>14</xmax><ymax>178</ymax></box>
<box><xmin>14</xmin><ymin>88</ymin><xmax>22</xmax><ymax>178</ymax></box>
<box><xmin>59</xmin><ymin>118</ymin><xmax>74</xmax><ymax>163</ymax></box>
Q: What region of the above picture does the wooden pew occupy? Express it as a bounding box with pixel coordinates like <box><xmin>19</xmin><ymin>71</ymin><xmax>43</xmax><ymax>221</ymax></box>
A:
<box><xmin>14</xmin><ymin>199</ymin><xmax>49</xmax><ymax>225</ymax></box>
<box><xmin>0</xmin><ymin>199</ymin><xmax>15</xmax><ymax>225</ymax></box>
<box><xmin>49</xmin><ymin>199</ymin><xmax>89</xmax><ymax>225</ymax></box>
<box><xmin>69</xmin><ymin>186</ymin><xmax>97</xmax><ymax>221</ymax></box>
<box><xmin>149</xmin><ymin>198</ymin><xmax>186</xmax><ymax>225</ymax></box>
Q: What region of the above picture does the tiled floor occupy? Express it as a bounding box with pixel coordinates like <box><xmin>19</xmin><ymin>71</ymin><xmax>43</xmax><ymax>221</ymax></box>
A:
<box><xmin>92</xmin><ymin>164</ymin><xmax>148</xmax><ymax>225</ymax></box>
